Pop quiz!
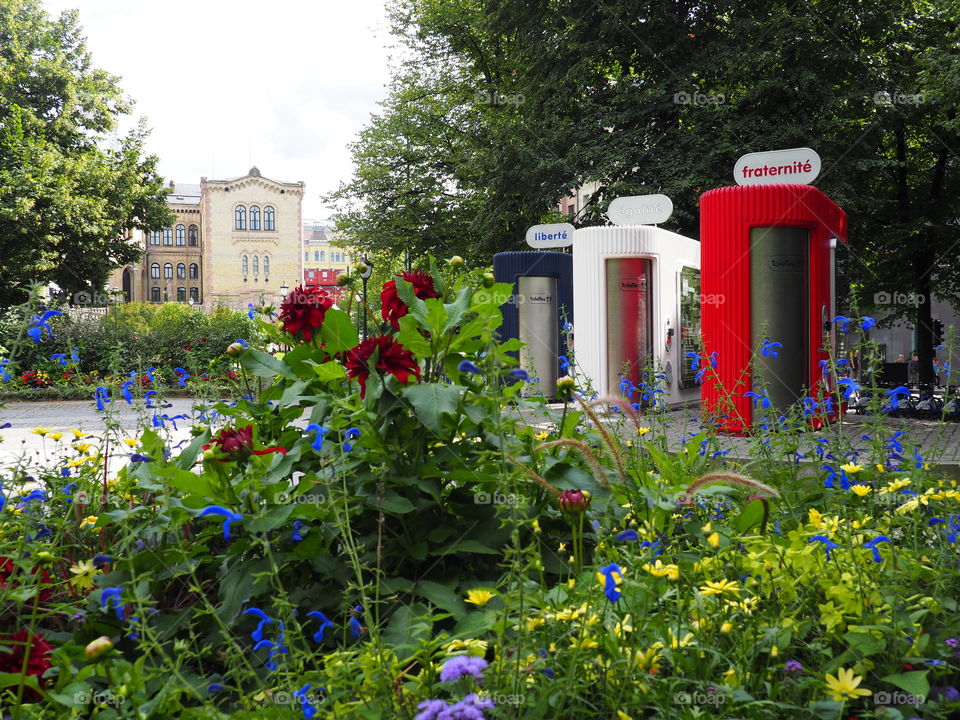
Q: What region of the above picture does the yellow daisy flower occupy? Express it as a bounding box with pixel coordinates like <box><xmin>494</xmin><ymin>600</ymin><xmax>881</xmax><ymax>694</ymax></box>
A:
<box><xmin>79</xmin><ymin>515</ymin><xmax>99</xmax><ymax>530</ymax></box>
<box><xmin>47</xmin><ymin>432</ymin><xmax>64</xmax><ymax>441</ymax></box>
<box><xmin>643</xmin><ymin>560</ymin><xmax>679</xmax><ymax>581</ymax></box>
<box><xmin>69</xmin><ymin>559</ymin><xmax>99</xmax><ymax>590</ymax></box>
<box><xmin>533</xmin><ymin>431</ymin><xmax>550</xmax><ymax>441</ymax></box>
<box><xmin>31</xmin><ymin>427</ymin><xmax>50</xmax><ymax>436</ymax></box>
<box><xmin>851</xmin><ymin>484</ymin><xmax>872</xmax><ymax>497</ymax></box>
<box><xmin>123</xmin><ymin>438</ymin><xmax>138</xmax><ymax>448</ymax></box>
<box><xmin>700</xmin><ymin>579</ymin><xmax>739</xmax><ymax>597</ymax></box>
<box><xmin>70</xmin><ymin>429</ymin><xmax>86</xmax><ymax>439</ymax></box>
<box><xmin>465</xmin><ymin>589</ymin><xmax>496</xmax><ymax>607</ymax></box>
<box><xmin>824</xmin><ymin>667</ymin><xmax>872</xmax><ymax>702</ymax></box>
<box><xmin>525</xmin><ymin>617</ymin><xmax>545</xmax><ymax>632</ymax></box>
<box><xmin>840</xmin><ymin>462</ymin><xmax>863</xmax><ymax>474</ymax></box>
<box><xmin>635</xmin><ymin>427</ymin><xmax>651</xmax><ymax>435</ymax></box>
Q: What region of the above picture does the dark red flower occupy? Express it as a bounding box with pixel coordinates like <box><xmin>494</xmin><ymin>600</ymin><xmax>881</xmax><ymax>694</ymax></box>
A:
<box><xmin>184</xmin><ymin>345</ymin><xmax>192</xmax><ymax>351</ymax></box>
<box><xmin>344</xmin><ymin>335</ymin><xmax>421</xmax><ymax>398</ymax></box>
<box><xmin>380</xmin><ymin>271</ymin><xmax>440</xmax><ymax>330</ymax></box>
<box><xmin>279</xmin><ymin>285</ymin><xmax>335</xmax><ymax>342</ymax></box>
<box><xmin>203</xmin><ymin>425</ymin><xmax>286</xmax><ymax>460</ymax></box>
<box><xmin>200</xmin><ymin>337</ymin><xmax>207</xmax><ymax>343</ymax></box>
<box><xmin>1</xmin><ymin>557</ymin><xmax>53</xmax><ymax>604</ymax></box>
<box><xmin>0</xmin><ymin>629</ymin><xmax>54</xmax><ymax>698</ymax></box>
<box><xmin>558</xmin><ymin>489</ymin><xmax>592</xmax><ymax>513</ymax></box>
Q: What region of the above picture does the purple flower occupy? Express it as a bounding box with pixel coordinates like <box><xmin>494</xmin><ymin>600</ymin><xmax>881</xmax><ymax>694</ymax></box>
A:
<box><xmin>415</xmin><ymin>700</ymin><xmax>448</xmax><ymax>720</ymax></box>
<box><xmin>784</xmin><ymin>660</ymin><xmax>803</xmax><ymax>673</ymax></box>
<box><xmin>439</xmin><ymin>655</ymin><xmax>488</xmax><ymax>683</ymax></box>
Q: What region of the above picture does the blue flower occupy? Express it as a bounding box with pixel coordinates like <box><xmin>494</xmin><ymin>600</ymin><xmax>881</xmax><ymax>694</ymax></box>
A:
<box><xmin>208</xmin><ymin>683</ymin><xmax>226</xmax><ymax>694</ymax></box>
<box><xmin>100</xmin><ymin>587</ymin><xmax>126</xmax><ymax>621</ymax></box>
<box><xmin>807</xmin><ymin>535</ymin><xmax>840</xmax><ymax>561</ymax></box>
<box><xmin>458</xmin><ymin>360</ymin><xmax>481</xmax><ymax>374</ymax></box>
<box><xmin>247</xmin><ymin>303</ymin><xmax>256</xmax><ymax>320</ymax></box>
<box><xmin>685</xmin><ymin>352</ymin><xmax>700</xmax><ymax>371</ymax></box>
<box><xmin>27</xmin><ymin>310</ymin><xmax>63</xmax><ymax>343</ymax></box>
<box><xmin>885</xmin><ymin>386</ymin><xmax>911</xmax><ymax>411</ymax></box>
<box><xmin>235</xmin><ymin>338</ymin><xmax>249</xmax><ymax>348</ymax></box>
<box><xmin>508</xmin><ymin>368</ymin><xmax>529</xmax><ymax>381</ymax></box>
<box><xmin>305</xmin><ymin>424</ymin><xmax>329</xmax><ymax>452</ymax></box>
<box><xmin>809</xmin><ymin>535</ymin><xmax>840</xmax><ymax>561</ymax></box>
<box><xmin>863</xmin><ymin>535</ymin><xmax>892</xmax><ymax>563</ymax></box>
<box><xmin>614</xmin><ymin>529</ymin><xmax>639</xmax><ymax>542</ymax></box>
<box><xmin>92</xmin><ymin>555</ymin><xmax>114</xmax><ymax>567</ymax></box>
<box><xmin>51</xmin><ymin>353</ymin><xmax>66</xmax><ymax>366</ymax></box>
<box><xmin>144</xmin><ymin>390</ymin><xmax>157</xmax><ymax>408</ymax></box>
<box><xmin>559</xmin><ymin>355</ymin><xmax>570</xmax><ymax>372</ymax></box>
<box><xmin>833</xmin><ymin>315</ymin><xmax>852</xmax><ymax>333</ymax></box>
<box><xmin>293</xmin><ymin>683</ymin><xmax>318</xmax><ymax>719</ymax></box>
<box><xmin>291</xmin><ymin>521</ymin><xmax>304</xmax><ymax>542</ymax></box>
<box><xmin>129</xmin><ymin>453</ymin><xmax>153</xmax><ymax>463</ymax></box>
<box><xmin>349</xmin><ymin>616</ymin><xmax>363</xmax><ymax>638</ymax></box>
<box><xmin>913</xmin><ymin>447</ymin><xmax>925</xmax><ymax>469</ymax></box>
<box><xmin>860</xmin><ymin>316</ymin><xmax>876</xmax><ymax>331</ymax></box>
<box><xmin>94</xmin><ymin>386</ymin><xmax>111</xmax><ymax>412</ymax></box>
<box><xmin>121</xmin><ymin>380</ymin><xmax>134</xmax><ymax>404</ymax></box>
<box><xmin>833</xmin><ymin>378</ymin><xmax>858</xmax><ymax>401</ymax></box>
<box><xmin>162</xmin><ymin>413</ymin><xmax>188</xmax><ymax>431</ymax></box>
<box><xmin>761</xmin><ymin>339</ymin><xmax>783</xmax><ymax>357</ymax></box>
<box><xmin>802</xmin><ymin>397</ymin><xmax>818</xmax><ymax>417</ymax></box>
<box><xmin>71</xmin><ymin>348</ymin><xmax>81</xmax><ymax>364</ymax></box>
<box><xmin>599</xmin><ymin>563</ymin><xmax>623</xmax><ymax>602</ymax></box>
<box><xmin>307</xmin><ymin>611</ymin><xmax>334</xmax><ymax>643</ymax></box>
<box><xmin>243</xmin><ymin>607</ymin><xmax>273</xmax><ymax>642</ymax></box>
<box><xmin>709</xmin><ymin>351</ymin><xmax>718</xmax><ymax>369</ymax></box>
<box><xmin>174</xmin><ymin>368</ymin><xmax>191</xmax><ymax>387</ymax></box>
<box><xmin>744</xmin><ymin>390</ymin><xmax>771</xmax><ymax>410</ymax></box>
<box><xmin>196</xmin><ymin>505</ymin><xmax>243</xmax><ymax>541</ymax></box>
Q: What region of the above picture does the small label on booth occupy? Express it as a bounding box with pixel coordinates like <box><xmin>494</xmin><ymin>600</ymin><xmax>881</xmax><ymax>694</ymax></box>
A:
<box><xmin>734</xmin><ymin>147</ymin><xmax>821</xmax><ymax>186</ymax></box>
<box><xmin>619</xmin><ymin>278</ymin><xmax>648</xmax><ymax>292</ymax></box>
<box><xmin>527</xmin><ymin>294</ymin><xmax>553</xmax><ymax>304</ymax></box>
<box><xmin>526</xmin><ymin>223</ymin><xmax>575</xmax><ymax>248</ymax></box>
<box><xmin>607</xmin><ymin>194</ymin><xmax>673</xmax><ymax>225</ymax></box>
<box><xmin>768</xmin><ymin>255</ymin><xmax>803</xmax><ymax>272</ymax></box>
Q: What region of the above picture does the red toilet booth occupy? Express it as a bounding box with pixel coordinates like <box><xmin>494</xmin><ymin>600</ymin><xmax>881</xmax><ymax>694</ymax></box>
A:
<box><xmin>699</xmin><ymin>183</ymin><xmax>847</xmax><ymax>433</ymax></box>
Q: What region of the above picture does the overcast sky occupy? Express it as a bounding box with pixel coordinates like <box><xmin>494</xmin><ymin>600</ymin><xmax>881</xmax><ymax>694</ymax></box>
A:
<box><xmin>41</xmin><ymin>0</ymin><xmax>394</xmax><ymax>221</ymax></box>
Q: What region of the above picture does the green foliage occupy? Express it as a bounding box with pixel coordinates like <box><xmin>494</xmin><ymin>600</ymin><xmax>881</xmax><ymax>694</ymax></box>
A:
<box><xmin>0</xmin><ymin>0</ymin><xmax>173</xmax><ymax>306</ymax></box>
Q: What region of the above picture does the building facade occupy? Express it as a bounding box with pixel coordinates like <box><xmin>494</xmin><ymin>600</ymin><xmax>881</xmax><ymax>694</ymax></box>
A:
<box><xmin>113</xmin><ymin>167</ymin><xmax>303</xmax><ymax>309</ymax></box>
<box><xmin>302</xmin><ymin>219</ymin><xmax>353</xmax><ymax>298</ymax></box>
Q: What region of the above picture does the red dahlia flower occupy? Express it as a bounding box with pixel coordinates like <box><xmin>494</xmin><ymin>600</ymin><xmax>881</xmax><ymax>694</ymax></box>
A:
<box><xmin>344</xmin><ymin>335</ymin><xmax>421</xmax><ymax>398</ymax></box>
<box><xmin>380</xmin><ymin>271</ymin><xmax>440</xmax><ymax>330</ymax></box>
<box><xmin>0</xmin><ymin>629</ymin><xmax>53</xmax><ymax>699</ymax></box>
<box><xmin>279</xmin><ymin>285</ymin><xmax>335</xmax><ymax>342</ymax></box>
<box><xmin>1</xmin><ymin>557</ymin><xmax>53</xmax><ymax>604</ymax></box>
<box><xmin>204</xmin><ymin>425</ymin><xmax>285</xmax><ymax>459</ymax></box>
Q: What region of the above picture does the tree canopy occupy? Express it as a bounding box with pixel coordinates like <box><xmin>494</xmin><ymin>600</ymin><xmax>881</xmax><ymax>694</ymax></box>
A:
<box><xmin>331</xmin><ymin>0</ymin><xmax>959</xmax><ymax>381</ymax></box>
<box><xmin>0</xmin><ymin>0</ymin><xmax>172</xmax><ymax>306</ymax></box>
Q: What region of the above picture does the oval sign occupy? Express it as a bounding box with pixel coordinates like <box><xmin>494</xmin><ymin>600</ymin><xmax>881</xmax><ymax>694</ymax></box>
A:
<box><xmin>525</xmin><ymin>222</ymin><xmax>574</xmax><ymax>249</ymax></box>
<box><xmin>607</xmin><ymin>194</ymin><xmax>673</xmax><ymax>225</ymax></box>
<box><xmin>734</xmin><ymin>147</ymin><xmax>821</xmax><ymax>186</ymax></box>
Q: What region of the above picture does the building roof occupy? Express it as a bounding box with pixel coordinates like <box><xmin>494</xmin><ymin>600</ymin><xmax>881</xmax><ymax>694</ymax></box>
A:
<box><xmin>167</xmin><ymin>183</ymin><xmax>202</xmax><ymax>205</ymax></box>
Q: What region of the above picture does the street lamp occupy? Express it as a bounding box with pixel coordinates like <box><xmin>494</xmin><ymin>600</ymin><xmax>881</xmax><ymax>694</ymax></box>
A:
<box><xmin>358</xmin><ymin>257</ymin><xmax>373</xmax><ymax>341</ymax></box>
<box><xmin>279</xmin><ymin>281</ymin><xmax>290</xmax><ymax>299</ymax></box>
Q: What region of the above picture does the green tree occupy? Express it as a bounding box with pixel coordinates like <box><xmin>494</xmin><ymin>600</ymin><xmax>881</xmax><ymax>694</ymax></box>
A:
<box><xmin>0</xmin><ymin>0</ymin><xmax>172</xmax><ymax>307</ymax></box>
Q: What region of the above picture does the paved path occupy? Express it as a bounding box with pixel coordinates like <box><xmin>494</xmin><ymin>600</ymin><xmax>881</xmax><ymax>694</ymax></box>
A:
<box><xmin>3</xmin><ymin>399</ymin><xmax>960</xmax><ymax>478</ymax></box>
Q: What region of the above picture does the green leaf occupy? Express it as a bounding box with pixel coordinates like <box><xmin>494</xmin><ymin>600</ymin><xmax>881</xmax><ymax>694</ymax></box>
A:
<box><xmin>0</xmin><ymin>672</ymin><xmax>41</xmax><ymax>694</ymax></box>
<box><xmin>319</xmin><ymin>308</ymin><xmax>359</xmax><ymax>354</ymax></box>
<box><xmin>397</xmin><ymin>314</ymin><xmax>432</xmax><ymax>357</ymax></box>
<box><xmin>844</xmin><ymin>629</ymin><xmax>887</xmax><ymax>657</ymax></box>
<box><xmin>437</xmin><ymin>539</ymin><xmax>501</xmax><ymax>555</ymax></box>
<box><xmin>417</xmin><ymin>580</ymin><xmax>467</xmax><ymax>620</ymax></box>
<box><xmin>394</xmin><ymin>278</ymin><xmax>430</xmax><ymax>325</ymax></box>
<box><xmin>880</xmin><ymin>671</ymin><xmax>929</xmax><ymax>700</ymax></box>
<box><xmin>732</xmin><ymin>498</ymin><xmax>769</xmax><ymax>534</ymax></box>
<box><xmin>403</xmin><ymin>383</ymin><xmax>462</xmax><ymax>434</ymax></box>
<box><xmin>367</xmin><ymin>491</ymin><xmax>416</xmax><ymax>514</ymax></box>
<box><xmin>443</xmin><ymin>286</ymin><xmax>474</xmax><ymax>333</ymax></box>
<box><xmin>239</xmin><ymin>349</ymin><xmax>296</xmax><ymax>380</ymax></box>
<box><xmin>309</xmin><ymin>360</ymin><xmax>347</xmax><ymax>382</ymax></box>
<box><xmin>176</xmin><ymin>430</ymin><xmax>210</xmax><ymax>470</ymax></box>
<box><xmin>453</xmin><ymin>611</ymin><xmax>496</xmax><ymax>637</ymax></box>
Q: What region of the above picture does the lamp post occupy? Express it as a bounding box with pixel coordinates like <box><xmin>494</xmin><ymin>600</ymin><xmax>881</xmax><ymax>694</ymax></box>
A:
<box><xmin>358</xmin><ymin>257</ymin><xmax>373</xmax><ymax>341</ymax></box>
<box><xmin>279</xmin><ymin>282</ymin><xmax>290</xmax><ymax>300</ymax></box>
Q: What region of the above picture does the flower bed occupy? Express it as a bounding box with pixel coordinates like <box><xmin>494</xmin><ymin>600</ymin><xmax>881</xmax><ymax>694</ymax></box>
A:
<box><xmin>1</xmin><ymin>264</ymin><xmax>958</xmax><ymax>719</ymax></box>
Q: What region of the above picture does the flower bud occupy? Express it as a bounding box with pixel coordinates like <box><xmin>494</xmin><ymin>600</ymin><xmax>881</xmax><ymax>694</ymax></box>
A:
<box><xmin>449</xmin><ymin>255</ymin><xmax>464</xmax><ymax>268</ymax></box>
<box><xmin>558</xmin><ymin>489</ymin><xmax>591</xmax><ymax>513</ymax></box>
<box><xmin>337</xmin><ymin>273</ymin><xmax>353</xmax><ymax>287</ymax></box>
<box><xmin>482</xmin><ymin>272</ymin><xmax>496</xmax><ymax>288</ymax></box>
<box><xmin>34</xmin><ymin>551</ymin><xmax>56</xmax><ymax>566</ymax></box>
<box><xmin>226</xmin><ymin>342</ymin><xmax>244</xmax><ymax>356</ymax></box>
<box><xmin>556</xmin><ymin>376</ymin><xmax>576</xmax><ymax>401</ymax></box>
<box><xmin>85</xmin><ymin>636</ymin><xmax>113</xmax><ymax>661</ymax></box>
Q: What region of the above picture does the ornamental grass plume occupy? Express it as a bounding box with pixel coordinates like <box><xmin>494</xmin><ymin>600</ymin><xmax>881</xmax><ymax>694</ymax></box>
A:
<box><xmin>681</xmin><ymin>472</ymin><xmax>780</xmax><ymax>506</ymax></box>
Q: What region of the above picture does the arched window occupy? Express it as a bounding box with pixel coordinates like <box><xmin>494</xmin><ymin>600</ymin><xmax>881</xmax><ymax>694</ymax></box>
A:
<box><xmin>163</xmin><ymin>228</ymin><xmax>172</xmax><ymax>245</ymax></box>
<box><xmin>263</xmin><ymin>256</ymin><xmax>270</xmax><ymax>277</ymax></box>
<box><xmin>264</xmin><ymin>206</ymin><xmax>275</xmax><ymax>231</ymax></box>
<box><xmin>189</xmin><ymin>287</ymin><xmax>199</xmax><ymax>303</ymax></box>
<box><xmin>249</xmin><ymin>205</ymin><xmax>261</xmax><ymax>230</ymax></box>
<box><xmin>252</xmin><ymin>256</ymin><xmax>259</xmax><ymax>275</ymax></box>
<box><xmin>189</xmin><ymin>263</ymin><xmax>199</xmax><ymax>279</ymax></box>
<box><xmin>164</xmin><ymin>263</ymin><xmax>173</xmax><ymax>279</ymax></box>
<box><xmin>188</xmin><ymin>225</ymin><xmax>198</xmax><ymax>246</ymax></box>
<box><xmin>177</xmin><ymin>263</ymin><xmax>186</xmax><ymax>279</ymax></box>
<box><xmin>319</xmin><ymin>251</ymin><xmax>325</xmax><ymax>262</ymax></box>
<box><xmin>151</xmin><ymin>287</ymin><xmax>160</xmax><ymax>302</ymax></box>
<box><xmin>177</xmin><ymin>287</ymin><xmax>186</xmax><ymax>302</ymax></box>
<box><xmin>149</xmin><ymin>231</ymin><xmax>160</xmax><ymax>245</ymax></box>
<box><xmin>242</xmin><ymin>255</ymin><xmax>249</xmax><ymax>275</ymax></box>
<box><xmin>235</xmin><ymin>205</ymin><xmax>247</xmax><ymax>230</ymax></box>
<box><xmin>314</xmin><ymin>250</ymin><xmax>319</xmax><ymax>261</ymax></box>
<box><xmin>150</xmin><ymin>263</ymin><xmax>160</xmax><ymax>279</ymax></box>
<box><xmin>305</xmin><ymin>252</ymin><xmax>309</xmax><ymax>261</ymax></box>
<box><xmin>176</xmin><ymin>225</ymin><xmax>185</xmax><ymax>245</ymax></box>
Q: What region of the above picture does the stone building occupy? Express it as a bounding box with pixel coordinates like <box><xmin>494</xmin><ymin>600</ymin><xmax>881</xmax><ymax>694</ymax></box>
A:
<box><xmin>113</xmin><ymin>167</ymin><xmax>304</xmax><ymax>309</ymax></box>
<box><xmin>302</xmin><ymin>219</ymin><xmax>353</xmax><ymax>297</ymax></box>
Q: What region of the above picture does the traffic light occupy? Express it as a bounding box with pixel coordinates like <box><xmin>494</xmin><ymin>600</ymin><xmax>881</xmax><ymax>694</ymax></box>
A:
<box><xmin>932</xmin><ymin>319</ymin><xmax>944</xmax><ymax>346</ymax></box>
